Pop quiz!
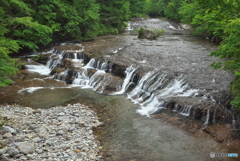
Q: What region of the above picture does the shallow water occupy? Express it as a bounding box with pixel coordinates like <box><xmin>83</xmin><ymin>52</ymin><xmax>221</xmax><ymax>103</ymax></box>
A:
<box><xmin>3</xmin><ymin>84</ymin><xmax>237</xmax><ymax>160</ymax></box>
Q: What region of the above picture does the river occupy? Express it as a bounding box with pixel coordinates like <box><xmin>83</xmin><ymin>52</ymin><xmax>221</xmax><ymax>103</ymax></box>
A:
<box><xmin>0</xmin><ymin>18</ymin><xmax>239</xmax><ymax>160</ymax></box>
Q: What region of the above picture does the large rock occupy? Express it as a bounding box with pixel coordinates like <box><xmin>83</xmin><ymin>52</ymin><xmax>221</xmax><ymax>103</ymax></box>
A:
<box><xmin>138</xmin><ymin>29</ymin><xmax>156</xmax><ymax>40</ymax></box>
<box><xmin>16</xmin><ymin>142</ymin><xmax>34</xmax><ymax>154</ymax></box>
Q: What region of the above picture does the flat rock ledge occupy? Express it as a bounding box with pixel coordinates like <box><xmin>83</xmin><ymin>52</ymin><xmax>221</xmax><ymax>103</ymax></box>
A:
<box><xmin>0</xmin><ymin>104</ymin><xmax>103</xmax><ymax>161</ymax></box>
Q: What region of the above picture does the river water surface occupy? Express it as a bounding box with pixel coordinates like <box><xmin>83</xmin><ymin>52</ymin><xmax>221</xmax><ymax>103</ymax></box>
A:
<box><xmin>0</xmin><ymin>18</ymin><xmax>239</xmax><ymax>161</ymax></box>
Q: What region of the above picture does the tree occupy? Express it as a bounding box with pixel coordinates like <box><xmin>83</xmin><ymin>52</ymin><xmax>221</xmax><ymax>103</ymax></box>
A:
<box><xmin>211</xmin><ymin>18</ymin><xmax>240</xmax><ymax>108</ymax></box>
<box><xmin>97</xmin><ymin>0</ymin><xmax>131</xmax><ymax>34</ymax></box>
<box><xmin>129</xmin><ymin>0</ymin><xmax>148</xmax><ymax>17</ymax></box>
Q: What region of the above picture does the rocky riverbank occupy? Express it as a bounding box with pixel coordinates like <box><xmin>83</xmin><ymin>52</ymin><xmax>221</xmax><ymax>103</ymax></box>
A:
<box><xmin>0</xmin><ymin>104</ymin><xmax>103</xmax><ymax>161</ymax></box>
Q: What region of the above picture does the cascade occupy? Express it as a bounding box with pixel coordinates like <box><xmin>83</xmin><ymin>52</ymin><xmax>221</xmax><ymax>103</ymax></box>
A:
<box><xmin>25</xmin><ymin>64</ymin><xmax>51</xmax><ymax>75</ymax></box>
<box><xmin>82</xmin><ymin>58</ymin><xmax>112</xmax><ymax>72</ymax></box>
<box><xmin>204</xmin><ymin>109</ymin><xmax>210</xmax><ymax>126</ymax></box>
<box><xmin>126</xmin><ymin>22</ymin><xmax>134</xmax><ymax>30</ymax></box>
<box><xmin>232</xmin><ymin>115</ymin><xmax>237</xmax><ymax>129</ymax></box>
<box><xmin>112</xmin><ymin>66</ymin><xmax>136</xmax><ymax>95</ymax></box>
<box><xmin>26</xmin><ymin>45</ymin><xmax>86</xmax><ymax>75</ymax></box>
<box><xmin>128</xmin><ymin>71</ymin><xmax>198</xmax><ymax>116</ymax></box>
<box><xmin>71</xmin><ymin>59</ymin><xmax>113</xmax><ymax>92</ymax></box>
<box><xmin>178</xmin><ymin>105</ymin><xmax>192</xmax><ymax>116</ymax></box>
<box><xmin>72</xmin><ymin>70</ymin><xmax>112</xmax><ymax>92</ymax></box>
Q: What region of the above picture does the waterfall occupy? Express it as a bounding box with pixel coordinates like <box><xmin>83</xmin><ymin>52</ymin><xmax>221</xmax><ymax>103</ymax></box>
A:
<box><xmin>126</xmin><ymin>22</ymin><xmax>133</xmax><ymax>30</ymax></box>
<box><xmin>83</xmin><ymin>58</ymin><xmax>109</xmax><ymax>71</ymax></box>
<box><xmin>72</xmin><ymin>70</ymin><xmax>112</xmax><ymax>92</ymax></box>
<box><xmin>128</xmin><ymin>71</ymin><xmax>198</xmax><ymax>117</ymax></box>
<box><xmin>232</xmin><ymin>115</ymin><xmax>237</xmax><ymax>129</ymax></box>
<box><xmin>203</xmin><ymin>109</ymin><xmax>210</xmax><ymax>126</ymax></box>
<box><xmin>112</xmin><ymin>66</ymin><xmax>136</xmax><ymax>95</ymax></box>
<box><xmin>178</xmin><ymin>105</ymin><xmax>192</xmax><ymax>116</ymax></box>
<box><xmin>137</xmin><ymin>94</ymin><xmax>165</xmax><ymax>117</ymax></box>
<box><xmin>25</xmin><ymin>43</ymin><xmax>86</xmax><ymax>75</ymax></box>
<box><xmin>71</xmin><ymin>59</ymin><xmax>113</xmax><ymax>92</ymax></box>
<box><xmin>46</xmin><ymin>54</ymin><xmax>63</xmax><ymax>71</ymax></box>
<box><xmin>25</xmin><ymin>65</ymin><xmax>51</xmax><ymax>75</ymax></box>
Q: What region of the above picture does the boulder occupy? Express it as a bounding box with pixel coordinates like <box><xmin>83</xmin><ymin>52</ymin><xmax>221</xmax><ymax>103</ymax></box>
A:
<box><xmin>16</xmin><ymin>142</ymin><xmax>34</xmax><ymax>154</ymax></box>
<box><xmin>138</xmin><ymin>28</ymin><xmax>156</xmax><ymax>40</ymax></box>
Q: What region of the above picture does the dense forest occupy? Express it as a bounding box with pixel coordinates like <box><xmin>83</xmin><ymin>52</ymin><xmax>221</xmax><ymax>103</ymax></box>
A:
<box><xmin>1</xmin><ymin>0</ymin><xmax>240</xmax><ymax>108</ymax></box>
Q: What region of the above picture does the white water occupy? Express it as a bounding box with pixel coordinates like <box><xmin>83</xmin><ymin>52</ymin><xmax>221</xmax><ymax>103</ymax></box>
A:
<box><xmin>72</xmin><ymin>59</ymin><xmax>112</xmax><ymax>92</ymax></box>
<box><xmin>18</xmin><ymin>87</ymin><xmax>45</xmax><ymax>93</ymax></box>
<box><xmin>18</xmin><ymin>86</ymin><xmax>72</xmax><ymax>94</ymax></box>
<box><xmin>72</xmin><ymin>70</ymin><xmax>111</xmax><ymax>92</ymax></box>
<box><xmin>126</xmin><ymin>22</ymin><xmax>134</xmax><ymax>30</ymax></box>
<box><xmin>232</xmin><ymin>115</ymin><xmax>237</xmax><ymax>129</ymax></box>
<box><xmin>204</xmin><ymin>109</ymin><xmax>210</xmax><ymax>126</ymax></box>
<box><xmin>178</xmin><ymin>105</ymin><xmax>192</xmax><ymax>116</ymax></box>
<box><xmin>165</xmin><ymin>21</ymin><xmax>184</xmax><ymax>31</ymax></box>
<box><xmin>25</xmin><ymin>65</ymin><xmax>51</xmax><ymax>75</ymax></box>
<box><xmin>26</xmin><ymin>44</ymin><xmax>86</xmax><ymax>75</ymax></box>
<box><xmin>137</xmin><ymin>94</ymin><xmax>165</xmax><ymax>117</ymax></box>
<box><xmin>128</xmin><ymin>71</ymin><xmax>198</xmax><ymax>116</ymax></box>
<box><xmin>112</xmin><ymin>66</ymin><xmax>136</xmax><ymax>95</ymax></box>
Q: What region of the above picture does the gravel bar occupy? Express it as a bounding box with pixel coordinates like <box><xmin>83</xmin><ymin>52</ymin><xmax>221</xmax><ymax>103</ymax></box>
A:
<box><xmin>0</xmin><ymin>103</ymin><xmax>103</xmax><ymax>161</ymax></box>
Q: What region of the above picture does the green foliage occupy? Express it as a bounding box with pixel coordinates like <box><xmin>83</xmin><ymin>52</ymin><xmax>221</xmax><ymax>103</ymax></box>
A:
<box><xmin>137</xmin><ymin>28</ymin><xmax>164</xmax><ymax>39</ymax></box>
<box><xmin>129</xmin><ymin>0</ymin><xmax>148</xmax><ymax>17</ymax></box>
<box><xmin>164</xmin><ymin>0</ymin><xmax>183</xmax><ymax>20</ymax></box>
<box><xmin>0</xmin><ymin>0</ymin><xmax>137</xmax><ymax>86</ymax></box>
<box><xmin>146</xmin><ymin>0</ymin><xmax>184</xmax><ymax>20</ymax></box>
<box><xmin>0</xmin><ymin>116</ymin><xmax>6</xmax><ymax>127</ymax></box>
<box><xmin>146</xmin><ymin>0</ymin><xmax>165</xmax><ymax>17</ymax></box>
<box><xmin>0</xmin><ymin>38</ymin><xmax>19</xmax><ymax>87</ymax></box>
<box><xmin>138</xmin><ymin>28</ymin><xmax>145</xmax><ymax>39</ymax></box>
<box><xmin>209</xmin><ymin>18</ymin><xmax>240</xmax><ymax>109</ymax></box>
<box><xmin>11</xmin><ymin>17</ymin><xmax>53</xmax><ymax>50</ymax></box>
<box><xmin>151</xmin><ymin>28</ymin><xmax>165</xmax><ymax>37</ymax></box>
<box><xmin>97</xmin><ymin>0</ymin><xmax>131</xmax><ymax>33</ymax></box>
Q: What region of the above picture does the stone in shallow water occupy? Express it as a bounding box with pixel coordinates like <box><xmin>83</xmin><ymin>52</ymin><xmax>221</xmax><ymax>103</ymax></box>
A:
<box><xmin>16</xmin><ymin>142</ymin><xmax>34</xmax><ymax>154</ymax></box>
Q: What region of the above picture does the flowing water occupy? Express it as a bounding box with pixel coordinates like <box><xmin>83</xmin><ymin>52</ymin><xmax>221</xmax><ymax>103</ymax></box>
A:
<box><xmin>0</xmin><ymin>18</ymin><xmax>239</xmax><ymax>160</ymax></box>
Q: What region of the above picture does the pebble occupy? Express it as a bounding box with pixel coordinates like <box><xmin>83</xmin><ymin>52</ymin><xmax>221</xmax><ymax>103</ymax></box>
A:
<box><xmin>0</xmin><ymin>104</ymin><xmax>103</xmax><ymax>161</ymax></box>
<box><xmin>3</xmin><ymin>133</ymin><xmax>12</xmax><ymax>138</ymax></box>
